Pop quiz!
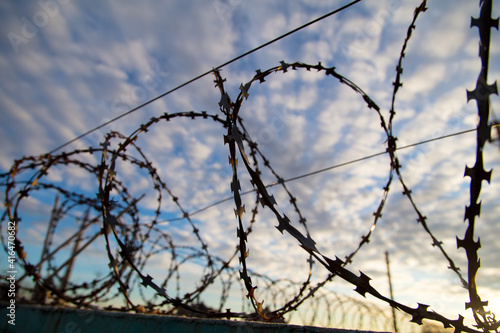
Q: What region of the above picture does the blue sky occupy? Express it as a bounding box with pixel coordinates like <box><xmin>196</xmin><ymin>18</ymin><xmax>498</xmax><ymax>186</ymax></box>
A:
<box><xmin>1</xmin><ymin>0</ymin><xmax>499</xmax><ymax>330</ymax></box>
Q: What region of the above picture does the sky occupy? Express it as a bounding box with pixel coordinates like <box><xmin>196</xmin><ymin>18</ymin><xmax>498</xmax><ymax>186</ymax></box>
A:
<box><xmin>0</xmin><ymin>0</ymin><xmax>499</xmax><ymax>331</ymax></box>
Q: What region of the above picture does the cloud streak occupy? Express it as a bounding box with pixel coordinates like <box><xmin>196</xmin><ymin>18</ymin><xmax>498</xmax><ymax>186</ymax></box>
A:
<box><xmin>0</xmin><ymin>0</ymin><xmax>499</xmax><ymax>330</ymax></box>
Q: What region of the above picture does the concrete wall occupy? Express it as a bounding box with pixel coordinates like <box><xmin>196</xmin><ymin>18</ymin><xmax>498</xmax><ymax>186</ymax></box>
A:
<box><xmin>1</xmin><ymin>303</ymin><xmax>389</xmax><ymax>333</ymax></box>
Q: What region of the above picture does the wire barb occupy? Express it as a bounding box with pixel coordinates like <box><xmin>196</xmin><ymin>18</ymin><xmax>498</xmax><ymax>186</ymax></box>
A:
<box><xmin>0</xmin><ymin>1</ymin><xmax>498</xmax><ymax>332</ymax></box>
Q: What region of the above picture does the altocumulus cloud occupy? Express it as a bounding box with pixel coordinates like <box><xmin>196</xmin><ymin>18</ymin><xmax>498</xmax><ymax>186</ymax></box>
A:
<box><xmin>0</xmin><ymin>0</ymin><xmax>499</xmax><ymax>329</ymax></box>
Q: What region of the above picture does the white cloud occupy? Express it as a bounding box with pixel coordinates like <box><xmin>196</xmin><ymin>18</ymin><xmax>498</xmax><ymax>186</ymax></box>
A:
<box><xmin>398</xmin><ymin>63</ymin><xmax>447</xmax><ymax>101</ymax></box>
<box><xmin>271</xmin><ymin>83</ymin><xmax>318</xmax><ymax>110</ymax></box>
<box><xmin>301</xmin><ymin>40</ymin><xmax>333</xmax><ymax>63</ymax></box>
<box><xmin>0</xmin><ymin>0</ymin><xmax>499</xmax><ymax>329</ymax></box>
<box><xmin>262</xmin><ymin>13</ymin><xmax>288</xmax><ymax>41</ymax></box>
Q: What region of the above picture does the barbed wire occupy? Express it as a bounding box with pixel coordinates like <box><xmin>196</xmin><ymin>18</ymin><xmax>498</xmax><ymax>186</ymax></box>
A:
<box><xmin>151</xmin><ymin>126</ymin><xmax>495</xmax><ymax>225</ymax></box>
<box><xmin>45</xmin><ymin>0</ymin><xmax>365</xmax><ymax>156</ymax></box>
<box><xmin>0</xmin><ymin>0</ymin><xmax>498</xmax><ymax>332</ymax></box>
<box><xmin>460</xmin><ymin>0</ymin><xmax>499</xmax><ymax>329</ymax></box>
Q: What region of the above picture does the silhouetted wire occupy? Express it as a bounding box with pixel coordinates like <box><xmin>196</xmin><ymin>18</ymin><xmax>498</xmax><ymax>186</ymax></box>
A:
<box><xmin>3</xmin><ymin>126</ymin><xmax>496</xmax><ymax>220</ymax></box>
<box><xmin>3</xmin><ymin>2</ymin><xmax>498</xmax><ymax>329</ymax></box>
<box><xmin>46</xmin><ymin>0</ymin><xmax>364</xmax><ymax>156</ymax></box>
<box><xmin>158</xmin><ymin>126</ymin><xmax>484</xmax><ymax>223</ymax></box>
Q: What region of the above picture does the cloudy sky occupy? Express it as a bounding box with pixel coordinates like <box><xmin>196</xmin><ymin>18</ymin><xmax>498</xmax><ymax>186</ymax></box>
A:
<box><xmin>1</xmin><ymin>0</ymin><xmax>499</xmax><ymax>330</ymax></box>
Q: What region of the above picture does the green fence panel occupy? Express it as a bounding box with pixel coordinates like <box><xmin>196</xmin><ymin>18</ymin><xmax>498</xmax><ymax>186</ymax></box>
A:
<box><xmin>1</xmin><ymin>304</ymin><xmax>389</xmax><ymax>333</ymax></box>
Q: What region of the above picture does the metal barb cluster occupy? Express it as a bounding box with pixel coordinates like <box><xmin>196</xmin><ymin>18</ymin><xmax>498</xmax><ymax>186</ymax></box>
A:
<box><xmin>459</xmin><ymin>0</ymin><xmax>499</xmax><ymax>331</ymax></box>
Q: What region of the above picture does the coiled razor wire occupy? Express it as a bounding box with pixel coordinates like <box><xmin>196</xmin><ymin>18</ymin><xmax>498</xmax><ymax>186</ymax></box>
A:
<box><xmin>1</xmin><ymin>0</ymin><xmax>498</xmax><ymax>332</ymax></box>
